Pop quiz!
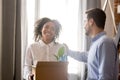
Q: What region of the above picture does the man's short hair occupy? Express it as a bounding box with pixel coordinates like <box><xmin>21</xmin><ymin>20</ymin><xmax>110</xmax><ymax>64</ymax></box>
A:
<box><xmin>86</xmin><ymin>8</ymin><xmax>106</xmax><ymax>29</ymax></box>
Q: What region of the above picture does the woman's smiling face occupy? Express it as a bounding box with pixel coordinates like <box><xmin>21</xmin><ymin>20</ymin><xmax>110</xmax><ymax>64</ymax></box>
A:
<box><xmin>41</xmin><ymin>21</ymin><xmax>56</xmax><ymax>44</ymax></box>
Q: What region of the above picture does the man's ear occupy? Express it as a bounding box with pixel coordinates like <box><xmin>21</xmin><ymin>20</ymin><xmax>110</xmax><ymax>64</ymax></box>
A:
<box><xmin>89</xmin><ymin>18</ymin><xmax>94</xmax><ymax>26</ymax></box>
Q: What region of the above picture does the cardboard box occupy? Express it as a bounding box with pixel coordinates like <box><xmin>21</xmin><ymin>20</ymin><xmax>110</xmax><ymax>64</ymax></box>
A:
<box><xmin>34</xmin><ymin>61</ymin><xmax>68</xmax><ymax>80</ymax></box>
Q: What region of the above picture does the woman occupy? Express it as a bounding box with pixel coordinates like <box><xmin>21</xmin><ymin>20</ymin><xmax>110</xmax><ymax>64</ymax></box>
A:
<box><xmin>24</xmin><ymin>17</ymin><xmax>68</xmax><ymax>80</ymax></box>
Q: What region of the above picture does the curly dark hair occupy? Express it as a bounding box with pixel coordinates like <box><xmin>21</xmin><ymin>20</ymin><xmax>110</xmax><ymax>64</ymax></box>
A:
<box><xmin>34</xmin><ymin>18</ymin><xmax>62</xmax><ymax>42</ymax></box>
<box><xmin>34</xmin><ymin>17</ymin><xmax>51</xmax><ymax>42</ymax></box>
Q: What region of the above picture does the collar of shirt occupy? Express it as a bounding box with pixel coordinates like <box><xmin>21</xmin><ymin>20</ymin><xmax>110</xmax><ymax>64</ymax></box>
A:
<box><xmin>92</xmin><ymin>31</ymin><xmax>106</xmax><ymax>42</ymax></box>
<box><xmin>39</xmin><ymin>40</ymin><xmax>55</xmax><ymax>47</ymax></box>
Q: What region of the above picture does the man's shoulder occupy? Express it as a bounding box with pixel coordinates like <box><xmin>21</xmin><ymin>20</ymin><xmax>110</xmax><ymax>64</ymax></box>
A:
<box><xmin>94</xmin><ymin>35</ymin><xmax>115</xmax><ymax>47</ymax></box>
<box><xmin>97</xmin><ymin>35</ymin><xmax>117</xmax><ymax>48</ymax></box>
<box><xmin>99</xmin><ymin>35</ymin><xmax>113</xmax><ymax>43</ymax></box>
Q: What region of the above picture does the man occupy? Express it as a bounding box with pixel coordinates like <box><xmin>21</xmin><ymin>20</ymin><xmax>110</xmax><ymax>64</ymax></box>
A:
<box><xmin>68</xmin><ymin>8</ymin><xmax>119</xmax><ymax>80</ymax></box>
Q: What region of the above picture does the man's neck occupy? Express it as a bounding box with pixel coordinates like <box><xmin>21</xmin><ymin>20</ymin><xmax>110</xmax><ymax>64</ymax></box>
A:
<box><xmin>91</xmin><ymin>28</ymin><xmax>104</xmax><ymax>38</ymax></box>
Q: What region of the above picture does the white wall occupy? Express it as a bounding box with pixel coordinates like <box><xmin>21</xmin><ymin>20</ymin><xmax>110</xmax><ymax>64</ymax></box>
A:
<box><xmin>0</xmin><ymin>0</ymin><xmax>2</xmax><ymax>79</ymax></box>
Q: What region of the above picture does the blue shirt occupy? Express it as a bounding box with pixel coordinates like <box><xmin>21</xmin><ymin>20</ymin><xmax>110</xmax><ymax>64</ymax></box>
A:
<box><xmin>68</xmin><ymin>31</ymin><xmax>119</xmax><ymax>80</ymax></box>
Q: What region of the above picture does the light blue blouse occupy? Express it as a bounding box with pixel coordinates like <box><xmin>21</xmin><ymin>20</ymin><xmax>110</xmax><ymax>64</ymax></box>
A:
<box><xmin>68</xmin><ymin>31</ymin><xmax>119</xmax><ymax>80</ymax></box>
